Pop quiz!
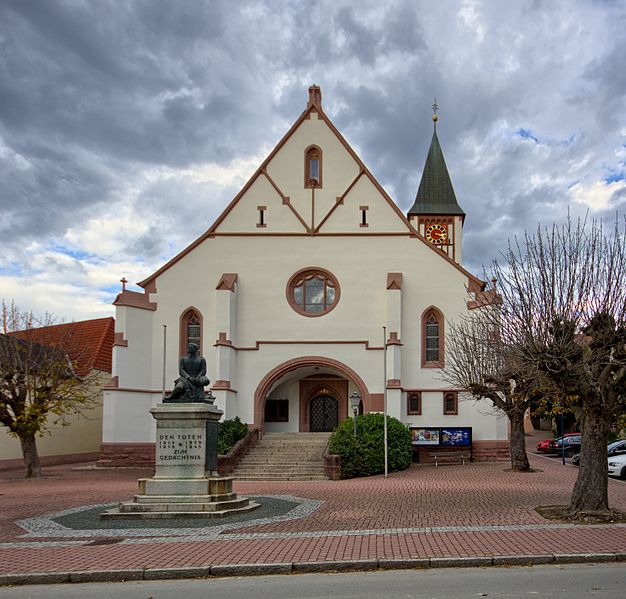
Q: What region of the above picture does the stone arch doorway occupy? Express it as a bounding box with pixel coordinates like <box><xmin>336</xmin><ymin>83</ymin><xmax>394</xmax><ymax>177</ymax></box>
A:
<box><xmin>253</xmin><ymin>356</ymin><xmax>370</xmax><ymax>430</ymax></box>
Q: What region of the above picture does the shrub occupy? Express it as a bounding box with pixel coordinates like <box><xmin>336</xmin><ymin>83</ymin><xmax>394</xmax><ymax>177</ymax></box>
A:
<box><xmin>328</xmin><ymin>413</ymin><xmax>412</xmax><ymax>478</ymax></box>
<box><xmin>217</xmin><ymin>417</ymin><xmax>249</xmax><ymax>455</ymax></box>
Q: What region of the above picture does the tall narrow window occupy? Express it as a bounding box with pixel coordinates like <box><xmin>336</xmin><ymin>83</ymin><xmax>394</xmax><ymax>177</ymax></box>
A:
<box><xmin>360</xmin><ymin>205</ymin><xmax>369</xmax><ymax>227</ymax></box>
<box><xmin>180</xmin><ymin>308</ymin><xmax>203</xmax><ymax>355</ymax></box>
<box><xmin>257</xmin><ymin>205</ymin><xmax>266</xmax><ymax>228</ymax></box>
<box><xmin>305</xmin><ymin>146</ymin><xmax>323</xmax><ymax>188</ymax></box>
<box><xmin>407</xmin><ymin>391</ymin><xmax>422</xmax><ymax>415</ymax></box>
<box><xmin>443</xmin><ymin>391</ymin><xmax>458</xmax><ymax>415</ymax></box>
<box><xmin>421</xmin><ymin>307</ymin><xmax>444</xmax><ymax>368</ymax></box>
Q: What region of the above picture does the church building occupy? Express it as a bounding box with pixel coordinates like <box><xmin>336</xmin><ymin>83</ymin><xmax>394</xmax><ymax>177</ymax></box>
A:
<box><xmin>99</xmin><ymin>86</ymin><xmax>507</xmax><ymax>466</ymax></box>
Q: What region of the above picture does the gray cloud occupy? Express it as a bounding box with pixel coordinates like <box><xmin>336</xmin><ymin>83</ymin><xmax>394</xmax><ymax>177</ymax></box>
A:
<box><xmin>0</xmin><ymin>0</ymin><xmax>624</xmax><ymax>318</ymax></box>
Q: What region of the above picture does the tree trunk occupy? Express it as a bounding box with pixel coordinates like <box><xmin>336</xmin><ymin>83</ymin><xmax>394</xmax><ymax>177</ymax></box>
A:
<box><xmin>568</xmin><ymin>402</ymin><xmax>609</xmax><ymax>515</ymax></box>
<box><xmin>19</xmin><ymin>433</ymin><xmax>43</xmax><ymax>478</ymax></box>
<box><xmin>508</xmin><ymin>408</ymin><xmax>530</xmax><ymax>471</ymax></box>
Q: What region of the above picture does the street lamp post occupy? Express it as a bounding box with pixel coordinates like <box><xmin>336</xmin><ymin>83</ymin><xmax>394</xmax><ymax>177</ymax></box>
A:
<box><xmin>350</xmin><ymin>390</ymin><xmax>361</xmax><ymax>437</ymax></box>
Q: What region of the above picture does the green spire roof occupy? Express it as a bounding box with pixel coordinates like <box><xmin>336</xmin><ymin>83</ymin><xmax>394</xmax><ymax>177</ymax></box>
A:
<box><xmin>408</xmin><ymin>126</ymin><xmax>465</xmax><ymax>218</ymax></box>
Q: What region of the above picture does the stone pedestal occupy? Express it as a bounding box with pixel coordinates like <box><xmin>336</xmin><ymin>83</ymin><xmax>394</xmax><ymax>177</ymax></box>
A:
<box><xmin>102</xmin><ymin>403</ymin><xmax>258</xmax><ymax>519</ymax></box>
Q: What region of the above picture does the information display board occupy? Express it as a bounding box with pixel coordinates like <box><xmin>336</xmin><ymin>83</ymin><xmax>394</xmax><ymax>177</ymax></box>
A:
<box><xmin>410</xmin><ymin>426</ymin><xmax>472</xmax><ymax>447</ymax></box>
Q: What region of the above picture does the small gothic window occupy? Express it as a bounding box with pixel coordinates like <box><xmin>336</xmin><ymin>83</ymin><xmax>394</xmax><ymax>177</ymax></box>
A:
<box><xmin>407</xmin><ymin>391</ymin><xmax>422</xmax><ymax>415</ymax></box>
<box><xmin>287</xmin><ymin>268</ymin><xmax>340</xmax><ymax>317</ymax></box>
<box><xmin>422</xmin><ymin>307</ymin><xmax>444</xmax><ymax>368</ymax></box>
<box><xmin>305</xmin><ymin>146</ymin><xmax>322</xmax><ymax>188</ymax></box>
<box><xmin>180</xmin><ymin>308</ymin><xmax>203</xmax><ymax>355</ymax></box>
<box><xmin>444</xmin><ymin>391</ymin><xmax>458</xmax><ymax>415</ymax></box>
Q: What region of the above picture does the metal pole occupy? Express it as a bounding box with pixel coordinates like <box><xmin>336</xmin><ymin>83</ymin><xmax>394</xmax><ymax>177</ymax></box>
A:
<box><xmin>162</xmin><ymin>325</ymin><xmax>167</xmax><ymax>401</ymax></box>
<box><xmin>561</xmin><ymin>410</ymin><xmax>565</xmax><ymax>465</ymax></box>
<box><xmin>383</xmin><ymin>326</ymin><xmax>388</xmax><ymax>479</ymax></box>
<box><xmin>353</xmin><ymin>408</ymin><xmax>357</xmax><ymax>437</ymax></box>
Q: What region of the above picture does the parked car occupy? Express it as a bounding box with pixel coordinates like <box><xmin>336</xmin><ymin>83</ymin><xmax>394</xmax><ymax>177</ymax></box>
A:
<box><xmin>547</xmin><ymin>434</ymin><xmax>582</xmax><ymax>457</ymax></box>
<box><xmin>608</xmin><ymin>453</ymin><xmax>626</xmax><ymax>479</ymax></box>
<box><xmin>572</xmin><ymin>438</ymin><xmax>626</xmax><ymax>466</ymax></box>
<box><xmin>536</xmin><ymin>433</ymin><xmax>580</xmax><ymax>454</ymax></box>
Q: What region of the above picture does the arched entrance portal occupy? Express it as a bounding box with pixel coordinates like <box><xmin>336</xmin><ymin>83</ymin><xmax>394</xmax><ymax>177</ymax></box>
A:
<box><xmin>254</xmin><ymin>356</ymin><xmax>370</xmax><ymax>431</ymax></box>
<box><xmin>309</xmin><ymin>394</ymin><xmax>339</xmax><ymax>432</ymax></box>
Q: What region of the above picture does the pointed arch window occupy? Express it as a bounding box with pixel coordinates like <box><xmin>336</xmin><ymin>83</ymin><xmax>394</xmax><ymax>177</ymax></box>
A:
<box><xmin>180</xmin><ymin>308</ymin><xmax>203</xmax><ymax>355</ymax></box>
<box><xmin>421</xmin><ymin>307</ymin><xmax>444</xmax><ymax>368</ymax></box>
<box><xmin>304</xmin><ymin>145</ymin><xmax>323</xmax><ymax>188</ymax></box>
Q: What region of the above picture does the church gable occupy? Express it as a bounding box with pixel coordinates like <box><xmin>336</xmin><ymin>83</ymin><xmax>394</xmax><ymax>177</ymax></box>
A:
<box><xmin>210</xmin><ymin>86</ymin><xmax>413</xmax><ymax>237</ymax></box>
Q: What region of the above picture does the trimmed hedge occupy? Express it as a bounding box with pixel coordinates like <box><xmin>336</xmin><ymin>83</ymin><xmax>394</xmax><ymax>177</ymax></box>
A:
<box><xmin>328</xmin><ymin>413</ymin><xmax>412</xmax><ymax>478</ymax></box>
<box><xmin>217</xmin><ymin>417</ymin><xmax>249</xmax><ymax>455</ymax></box>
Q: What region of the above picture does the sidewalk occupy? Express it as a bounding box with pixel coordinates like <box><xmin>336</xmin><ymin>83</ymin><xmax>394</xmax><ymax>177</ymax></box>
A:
<box><xmin>1</xmin><ymin>437</ymin><xmax>625</xmax><ymax>585</ymax></box>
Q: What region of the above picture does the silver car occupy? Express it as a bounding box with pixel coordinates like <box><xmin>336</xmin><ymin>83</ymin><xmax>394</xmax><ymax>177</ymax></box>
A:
<box><xmin>607</xmin><ymin>453</ymin><xmax>626</xmax><ymax>479</ymax></box>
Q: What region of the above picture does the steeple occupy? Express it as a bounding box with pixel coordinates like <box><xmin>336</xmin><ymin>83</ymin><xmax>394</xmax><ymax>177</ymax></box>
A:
<box><xmin>407</xmin><ymin>102</ymin><xmax>465</xmax><ymax>219</ymax></box>
<box><xmin>407</xmin><ymin>100</ymin><xmax>465</xmax><ymax>264</ymax></box>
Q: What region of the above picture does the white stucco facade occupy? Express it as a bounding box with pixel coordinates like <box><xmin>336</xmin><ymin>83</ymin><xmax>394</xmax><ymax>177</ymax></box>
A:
<box><xmin>100</xmin><ymin>87</ymin><xmax>507</xmax><ymax>465</ymax></box>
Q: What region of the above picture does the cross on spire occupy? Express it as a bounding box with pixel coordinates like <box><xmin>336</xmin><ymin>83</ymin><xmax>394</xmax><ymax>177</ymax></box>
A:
<box><xmin>431</xmin><ymin>98</ymin><xmax>439</xmax><ymax>127</ymax></box>
<box><xmin>120</xmin><ymin>277</ymin><xmax>128</xmax><ymax>291</ymax></box>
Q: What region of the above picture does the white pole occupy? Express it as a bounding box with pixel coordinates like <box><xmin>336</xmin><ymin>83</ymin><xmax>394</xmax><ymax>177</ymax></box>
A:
<box><xmin>162</xmin><ymin>325</ymin><xmax>167</xmax><ymax>401</ymax></box>
<box><xmin>383</xmin><ymin>325</ymin><xmax>388</xmax><ymax>479</ymax></box>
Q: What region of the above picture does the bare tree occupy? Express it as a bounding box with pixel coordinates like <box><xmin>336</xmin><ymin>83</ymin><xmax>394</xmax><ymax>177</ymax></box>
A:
<box><xmin>490</xmin><ymin>216</ymin><xmax>626</xmax><ymax>517</ymax></box>
<box><xmin>444</xmin><ymin>306</ymin><xmax>551</xmax><ymax>472</ymax></box>
<box><xmin>0</xmin><ymin>302</ymin><xmax>100</xmax><ymax>478</ymax></box>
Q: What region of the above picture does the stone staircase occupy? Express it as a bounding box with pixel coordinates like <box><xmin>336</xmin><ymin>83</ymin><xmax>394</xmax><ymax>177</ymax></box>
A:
<box><xmin>233</xmin><ymin>432</ymin><xmax>331</xmax><ymax>481</ymax></box>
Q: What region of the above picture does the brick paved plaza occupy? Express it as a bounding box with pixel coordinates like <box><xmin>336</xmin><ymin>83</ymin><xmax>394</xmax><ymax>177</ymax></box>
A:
<box><xmin>1</xmin><ymin>437</ymin><xmax>625</xmax><ymax>584</ymax></box>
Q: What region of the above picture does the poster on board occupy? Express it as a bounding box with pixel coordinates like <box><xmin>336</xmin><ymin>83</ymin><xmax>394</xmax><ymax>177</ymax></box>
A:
<box><xmin>440</xmin><ymin>428</ymin><xmax>472</xmax><ymax>447</ymax></box>
<box><xmin>410</xmin><ymin>428</ymin><xmax>440</xmax><ymax>446</ymax></box>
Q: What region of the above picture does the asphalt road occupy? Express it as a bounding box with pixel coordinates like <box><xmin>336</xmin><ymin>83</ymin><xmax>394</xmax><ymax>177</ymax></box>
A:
<box><xmin>1</xmin><ymin>563</ymin><xmax>625</xmax><ymax>599</ymax></box>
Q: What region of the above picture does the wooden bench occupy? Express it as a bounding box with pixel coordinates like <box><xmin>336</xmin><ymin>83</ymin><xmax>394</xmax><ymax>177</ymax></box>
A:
<box><xmin>428</xmin><ymin>450</ymin><xmax>468</xmax><ymax>466</ymax></box>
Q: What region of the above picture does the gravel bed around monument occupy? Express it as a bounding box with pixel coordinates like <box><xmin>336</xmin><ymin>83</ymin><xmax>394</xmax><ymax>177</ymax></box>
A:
<box><xmin>15</xmin><ymin>495</ymin><xmax>322</xmax><ymax>539</ymax></box>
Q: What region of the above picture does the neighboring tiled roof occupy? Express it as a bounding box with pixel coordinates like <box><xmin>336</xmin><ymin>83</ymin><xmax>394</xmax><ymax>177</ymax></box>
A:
<box><xmin>12</xmin><ymin>317</ymin><xmax>115</xmax><ymax>376</ymax></box>
<box><xmin>407</xmin><ymin>127</ymin><xmax>465</xmax><ymax>217</ymax></box>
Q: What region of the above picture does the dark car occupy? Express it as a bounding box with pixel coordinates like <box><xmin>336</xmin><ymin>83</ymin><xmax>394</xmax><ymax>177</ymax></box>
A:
<box><xmin>572</xmin><ymin>438</ymin><xmax>626</xmax><ymax>466</ymax></box>
<box><xmin>536</xmin><ymin>433</ymin><xmax>580</xmax><ymax>454</ymax></box>
<box><xmin>547</xmin><ymin>434</ymin><xmax>582</xmax><ymax>457</ymax></box>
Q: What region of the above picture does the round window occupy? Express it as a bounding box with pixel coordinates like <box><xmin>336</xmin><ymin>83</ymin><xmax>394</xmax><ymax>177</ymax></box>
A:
<box><xmin>287</xmin><ymin>268</ymin><xmax>340</xmax><ymax>317</ymax></box>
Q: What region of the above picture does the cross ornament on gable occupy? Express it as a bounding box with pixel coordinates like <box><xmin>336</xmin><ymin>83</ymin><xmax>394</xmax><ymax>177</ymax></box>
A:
<box><xmin>120</xmin><ymin>277</ymin><xmax>128</xmax><ymax>291</ymax></box>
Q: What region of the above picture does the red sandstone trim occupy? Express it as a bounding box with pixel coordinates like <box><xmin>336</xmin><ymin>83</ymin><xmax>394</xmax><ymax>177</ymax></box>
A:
<box><xmin>253</xmin><ymin>356</ymin><xmax>370</xmax><ymax>429</ymax></box>
<box><xmin>113</xmin><ymin>332</ymin><xmax>128</xmax><ymax>347</ymax></box>
<box><xmin>421</xmin><ymin>305</ymin><xmax>445</xmax><ymax>369</ymax></box>
<box><xmin>387</xmin><ymin>379</ymin><xmax>402</xmax><ymax>388</ymax></box>
<box><xmin>113</xmin><ymin>289</ymin><xmax>157</xmax><ymax>311</ymax></box>
<box><xmin>387</xmin><ymin>331</ymin><xmax>402</xmax><ymax>346</ymax></box>
<box><xmin>229</xmin><ymin>339</ymin><xmax>384</xmax><ymax>351</ymax></box>
<box><xmin>314</xmin><ymin>170</ymin><xmax>365</xmax><ymax>233</ymax></box>
<box><xmin>214</xmin><ymin>332</ymin><xmax>233</xmax><ymax>346</ymax></box>
<box><xmin>386</xmin><ymin>272</ymin><xmax>403</xmax><ymax>290</ymax></box>
<box><xmin>215</xmin><ymin>273</ymin><xmax>238</xmax><ymax>292</ymax></box>
<box><xmin>286</xmin><ymin>267</ymin><xmax>341</xmax><ymax>318</ymax></box>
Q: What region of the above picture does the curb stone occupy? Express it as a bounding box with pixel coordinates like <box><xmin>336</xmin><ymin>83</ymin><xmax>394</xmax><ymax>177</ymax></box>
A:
<box><xmin>430</xmin><ymin>557</ymin><xmax>493</xmax><ymax>568</ymax></box>
<box><xmin>492</xmin><ymin>554</ymin><xmax>555</xmax><ymax>566</ymax></box>
<box><xmin>377</xmin><ymin>558</ymin><xmax>430</xmax><ymax>570</ymax></box>
<box><xmin>293</xmin><ymin>560</ymin><xmax>378</xmax><ymax>573</ymax></box>
<box><xmin>144</xmin><ymin>567</ymin><xmax>211</xmax><ymax>580</ymax></box>
<box><xmin>69</xmin><ymin>569</ymin><xmax>144</xmax><ymax>583</ymax></box>
<box><xmin>554</xmin><ymin>553</ymin><xmax>616</xmax><ymax>564</ymax></box>
<box><xmin>210</xmin><ymin>563</ymin><xmax>292</xmax><ymax>576</ymax></box>
<box><xmin>1</xmin><ymin>553</ymin><xmax>624</xmax><ymax>586</ymax></box>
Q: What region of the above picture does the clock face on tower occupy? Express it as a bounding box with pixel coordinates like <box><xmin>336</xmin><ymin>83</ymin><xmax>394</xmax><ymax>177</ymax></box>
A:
<box><xmin>425</xmin><ymin>223</ymin><xmax>448</xmax><ymax>245</ymax></box>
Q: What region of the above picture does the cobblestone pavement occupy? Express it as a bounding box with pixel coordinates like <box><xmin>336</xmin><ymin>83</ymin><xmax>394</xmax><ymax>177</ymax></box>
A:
<box><xmin>1</xmin><ymin>438</ymin><xmax>625</xmax><ymax>583</ymax></box>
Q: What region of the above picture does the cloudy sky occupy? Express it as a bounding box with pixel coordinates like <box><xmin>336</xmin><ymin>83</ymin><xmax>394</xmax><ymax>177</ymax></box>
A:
<box><xmin>1</xmin><ymin>0</ymin><xmax>625</xmax><ymax>322</ymax></box>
